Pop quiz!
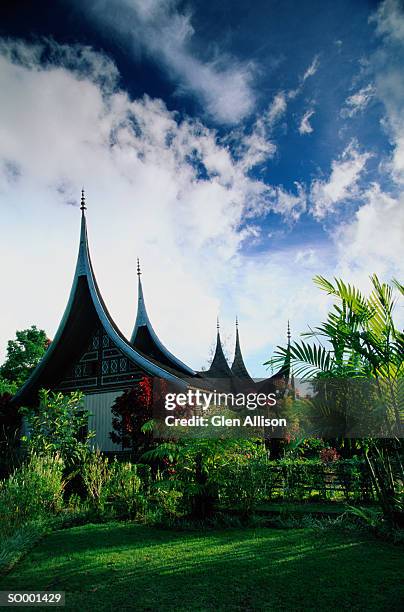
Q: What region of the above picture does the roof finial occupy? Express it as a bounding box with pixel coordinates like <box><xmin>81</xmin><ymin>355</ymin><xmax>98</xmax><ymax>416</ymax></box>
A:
<box><xmin>235</xmin><ymin>316</ymin><xmax>239</xmax><ymax>329</ymax></box>
<box><xmin>217</xmin><ymin>316</ymin><xmax>220</xmax><ymax>331</ymax></box>
<box><xmin>80</xmin><ymin>188</ymin><xmax>86</xmax><ymax>213</ymax></box>
<box><xmin>287</xmin><ymin>320</ymin><xmax>291</xmax><ymax>344</ymax></box>
<box><xmin>137</xmin><ymin>258</ymin><xmax>141</xmax><ymax>277</ymax></box>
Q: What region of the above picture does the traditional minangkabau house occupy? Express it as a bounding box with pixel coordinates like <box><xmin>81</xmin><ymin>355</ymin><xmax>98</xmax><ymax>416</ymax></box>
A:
<box><xmin>13</xmin><ymin>192</ymin><xmax>291</xmax><ymax>450</ymax></box>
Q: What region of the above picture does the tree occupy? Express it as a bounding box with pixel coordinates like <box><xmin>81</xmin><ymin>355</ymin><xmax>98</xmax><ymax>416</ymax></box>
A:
<box><xmin>110</xmin><ymin>377</ymin><xmax>153</xmax><ymax>460</ymax></box>
<box><xmin>0</xmin><ymin>326</ymin><xmax>50</xmax><ymax>387</ymax></box>
<box><xmin>266</xmin><ymin>274</ymin><xmax>403</xmax><ymax>525</ymax></box>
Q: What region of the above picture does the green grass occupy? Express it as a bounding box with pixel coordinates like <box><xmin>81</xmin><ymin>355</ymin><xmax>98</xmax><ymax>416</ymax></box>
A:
<box><xmin>1</xmin><ymin>523</ymin><xmax>403</xmax><ymax>611</ymax></box>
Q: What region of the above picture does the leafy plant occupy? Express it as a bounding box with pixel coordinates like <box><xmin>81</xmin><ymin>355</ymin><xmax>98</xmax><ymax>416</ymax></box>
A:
<box><xmin>215</xmin><ymin>455</ymin><xmax>274</xmax><ymax>516</ymax></box>
<box><xmin>20</xmin><ymin>389</ymin><xmax>94</xmax><ymax>466</ymax></box>
<box><xmin>110</xmin><ymin>377</ymin><xmax>153</xmax><ymax>460</ymax></box>
<box><xmin>0</xmin><ymin>326</ymin><xmax>50</xmax><ymax>387</ymax></box>
<box><xmin>108</xmin><ymin>460</ymin><xmax>150</xmax><ymax>519</ymax></box>
<box><xmin>345</xmin><ymin>505</ymin><xmax>383</xmax><ymax>528</ymax></box>
<box><xmin>151</xmin><ymin>481</ymin><xmax>186</xmax><ymax>521</ymax></box>
<box><xmin>320</xmin><ymin>447</ymin><xmax>340</xmax><ymax>463</ymax></box>
<box><xmin>82</xmin><ymin>450</ymin><xmax>110</xmax><ymax>512</ymax></box>
<box><xmin>0</xmin><ymin>453</ymin><xmax>65</xmax><ymax>537</ymax></box>
<box><xmin>266</xmin><ymin>275</ymin><xmax>404</xmax><ymax>524</ymax></box>
<box><xmin>143</xmin><ymin>439</ymin><xmax>266</xmax><ymax>519</ymax></box>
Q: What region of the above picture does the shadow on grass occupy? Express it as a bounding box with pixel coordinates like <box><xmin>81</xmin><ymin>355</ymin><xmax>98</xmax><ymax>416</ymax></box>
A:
<box><xmin>1</xmin><ymin>523</ymin><xmax>403</xmax><ymax>611</ymax></box>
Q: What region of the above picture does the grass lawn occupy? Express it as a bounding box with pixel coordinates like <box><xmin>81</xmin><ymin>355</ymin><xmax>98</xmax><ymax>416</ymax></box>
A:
<box><xmin>1</xmin><ymin>523</ymin><xmax>403</xmax><ymax>611</ymax></box>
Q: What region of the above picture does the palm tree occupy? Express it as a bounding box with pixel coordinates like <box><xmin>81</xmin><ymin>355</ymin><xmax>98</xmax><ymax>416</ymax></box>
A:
<box><xmin>266</xmin><ymin>274</ymin><xmax>403</xmax><ymax>524</ymax></box>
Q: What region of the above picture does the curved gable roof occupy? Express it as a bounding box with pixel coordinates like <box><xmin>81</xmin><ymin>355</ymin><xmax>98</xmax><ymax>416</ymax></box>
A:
<box><xmin>231</xmin><ymin>322</ymin><xmax>253</xmax><ymax>381</ymax></box>
<box><xmin>14</xmin><ymin>206</ymin><xmax>185</xmax><ymax>404</ymax></box>
<box><xmin>130</xmin><ymin>272</ymin><xmax>196</xmax><ymax>377</ymax></box>
<box><xmin>204</xmin><ymin>328</ymin><xmax>233</xmax><ymax>379</ymax></box>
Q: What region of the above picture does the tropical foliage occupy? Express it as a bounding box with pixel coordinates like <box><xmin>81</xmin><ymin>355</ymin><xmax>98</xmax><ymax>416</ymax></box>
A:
<box><xmin>266</xmin><ymin>274</ymin><xmax>404</xmax><ymax>525</ymax></box>
<box><xmin>20</xmin><ymin>389</ymin><xmax>94</xmax><ymax>465</ymax></box>
<box><xmin>110</xmin><ymin>377</ymin><xmax>153</xmax><ymax>459</ymax></box>
<box><xmin>0</xmin><ymin>453</ymin><xmax>65</xmax><ymax>537</ymax></box>
<box><xmin>0</xmin><ymin>326</ymin><xmax>50</xmax><ymax>387</ymax></box>
<box><xmin>269</xmin><ymin>275</ymin><xmax>402</xmax><ymax>377</ymax></box>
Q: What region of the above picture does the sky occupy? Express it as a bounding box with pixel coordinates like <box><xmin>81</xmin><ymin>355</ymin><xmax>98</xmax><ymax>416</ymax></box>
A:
<box><xmin>0</xmin><ymin>0</ymin><xmax>403</xmax><ymax>376</ymax></box>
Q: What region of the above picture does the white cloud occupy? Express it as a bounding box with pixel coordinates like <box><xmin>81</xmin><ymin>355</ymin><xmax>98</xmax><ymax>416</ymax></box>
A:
<box><xmin>340</xmin><ymin>84</ymin><xmax>375</xmax><ymax>118</ymax></box>
<box><xmin>266</xmin><ymin>92</ymin><xmax>287</xmax><ymax>126</ymax></box>
<box><xmin>335</xmin><ymin>183</ymin><xmax>404</xmax><ymax>285</ymax></box>
<box><xmin>231</xmin><ymin>91</ymin><xmax>288</xmax><ymax>172</ymax></box>
<box><xmin>269</xmin><ymin>183</ymin><xmax>307</xmax><ymax>221</ymax></box>
<box><xmin>298</xmin><ymin>109</ymin><xmax>315</xmax><ymax>134</ymax></box>
<box><xmin>80</xmin><ymin>0</ymin><xmax>256</xmax><ymax>124</ymax></box>
<box><xmin>372</xmin><ymin>0</ymin><xmax>404</xmax><ymax>44</ymax></box>
<box><xmin>370</xmin><ymin>0</ymin><xmax>404</xmax><ymax>183</ymax></box>
<box><xmin>302</xmin><ymin>55</ymin><xmax>320</xmax><ymax>82</ymax></box>
<box><xmin>237</xmin><ymin>54</ymin><xmax>320</xmax><ymax>162</ymax></box>
<box><xmin>0</xmin><ymin>37</ymin><xmax>120</xmax><ymax>92</ymax></box>
<box><xmin>294</xmin><ymin>248</ymin><xmax>319</xmax><ymax>268</ymax></box>
<box><xmin>237</xmin><ymin>55</ymin><xmax>319</xmax><ymax>162</ymax></box>
<box><xmin>0</xmin><ymin>39</ymin><xmax>314</xmax><ymax>374</ymax></box>
<box><xmin>310</xmin><ymin>141</ymin><xmax>371</xmax><ymax>218</ymax></box>
<box><xmin>234</xmin><ymin>120</ymin><xmax>277</xmax><ymax>171</ymax></box>
<box><xmin>0</xmin><ymin>36</ymin><xmax>401</xmax><ymax>379</ymax></box>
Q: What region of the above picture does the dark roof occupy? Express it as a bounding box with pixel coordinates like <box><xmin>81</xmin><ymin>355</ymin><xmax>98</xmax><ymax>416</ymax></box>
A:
<box><xmin>130</xmin><ymin>274</ymin><xmax>196</xmax><ymax>377</ymax></box>
<box><xmin>14</xmin><ymin>208</ymin><xmax>187</xmax><ymax>405</ymax></box>
<box><xmin>204</xmin><ymin>330</ymin><xmax>233</xmax><ymax>379</ymax></box>
<box><xmin>231</xmin><ymin>324</ymin><xmax>253</xmax><ymax>380</ymax></box>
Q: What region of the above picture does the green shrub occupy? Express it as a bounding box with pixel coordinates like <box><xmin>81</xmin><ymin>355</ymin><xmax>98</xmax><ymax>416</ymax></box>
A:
<box><xmin>151</xmin><ymin>481</ymin><xmax>186</xmax><ymax>521</ymax></box>
<box><xmin>21</xmin><ymin>390</ymin><xmax>94</xmax><ymax>467</ymax></box>
<box><xmin>215</xmin><ymin>456</ymin><xmax>275</xmax><ymax>516</ymax></box>
<box><xmin>108</xmin><ymin>461</ymin><xmax>149</xmax><ymax>519</ymax></box>
<box><xmin>0</xmin><ymin>454</ymin><xmax>65</xmax><ymax>536</ymax></box>
<box><xmin>81</xmin><ymin>450</ymin><xmax>109</xmax><ymax>513</ymax></box>
<box><xmin>214</xmin><ymin>456</ymin><xmax>373</xmax><ymax>510</ymax></box>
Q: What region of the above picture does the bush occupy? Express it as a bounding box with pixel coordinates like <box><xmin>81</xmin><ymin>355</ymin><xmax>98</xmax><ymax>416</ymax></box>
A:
<box><xmin>20</xmin><ymin>389</ymin><xmax>94</xmax><ymax>467</ymax></box>
<box><xmin>213</xmin><ymin>456</ymin><xmax>374</xmax><ymax>510</ymax></box>
<box><xmin>0</xmin><ymin>454</ymin><xmax>65</xmax><ymax>537</ymax></box>
<box><xmin>108</xmin><ymin>461</ymin><xmax>150</xmax><ymax>519</ymax></box>
<box><xmin>215</xmin><ymin>456</ymin><xmax>275</xmax><ymax>516</ymax></box>
<box><xmin>150</xmin><ymin>480</ymin><xmax>187</xmax><ymax>521</ymax></box>
<box><xmin>81</xmin><ymin>450</ymin><xmax>110</xmax><ymax>513</ymax></box>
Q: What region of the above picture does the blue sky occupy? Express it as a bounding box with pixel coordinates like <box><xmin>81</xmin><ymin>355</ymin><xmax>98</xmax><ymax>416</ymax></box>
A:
<box><xmin>0</xmin><ymin>0</ymin><xmax>403</xmax><ymax>375</ymax></box>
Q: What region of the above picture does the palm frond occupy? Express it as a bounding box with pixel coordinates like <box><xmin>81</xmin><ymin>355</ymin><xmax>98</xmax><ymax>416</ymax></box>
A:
<box><xmin>392</xmin><ymin>278</ymin><xmax>404</xmax><ymax>296</ymax></box>
<box><xmin>313</xmin><ymin>275</ymin><xmax>336</xmax><ymax>295</ymax></box>
<box><xmin>267</xmin><ymin>341</ymin><xmax>335</xmax><ymax>379</ymax></box>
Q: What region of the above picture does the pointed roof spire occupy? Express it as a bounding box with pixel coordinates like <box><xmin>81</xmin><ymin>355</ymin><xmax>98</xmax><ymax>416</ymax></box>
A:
<box><xmin>132</xmin><ymin>261</ymin><xmax>147</xmax><ymax>330</ymax></box>
<box><xmin>231</xmin><ymin>317</ymin><xmax>253</xmax><ymax>380</ymax></box>
<box><xmin>13</xmin><ymin>191</ymin><xmax>190</xmax><ymax>405</ymax></box>
<box><xmin>130</xmin><ymin>262</ymin><xmax>195</xmax><ymax>376</ymax></box>
<box><xmin>270</xmin><ymin>320</ymin><xmax>292</xmax><ymax>381</ymax></box>
<box><xmin>205</xmin><ymin>318</ymin><xmax>233</xmax><ymax>378</ymax></box>
<box><xmin>80</xmin><ymin>188</ymin><xmax>86</xmax><ymax>214</ymax></box>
